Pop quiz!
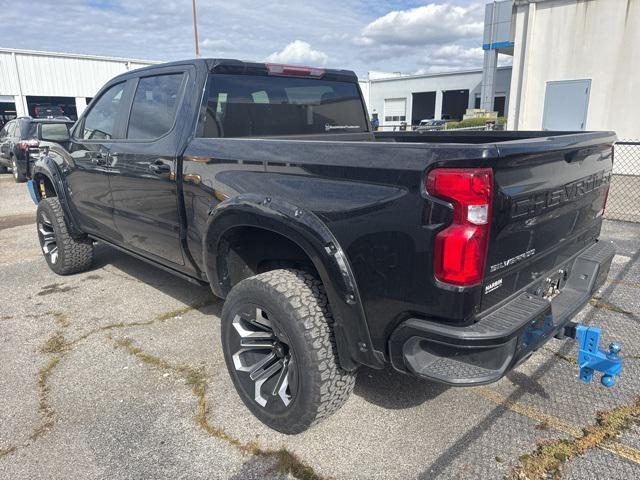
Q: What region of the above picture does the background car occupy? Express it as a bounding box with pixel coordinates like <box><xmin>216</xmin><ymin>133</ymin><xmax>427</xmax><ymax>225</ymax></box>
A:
<box><xmin>0</xmin><ymin>117</ymin><xmax>73</xmax><ymax>182</ymax></box>
<box><xmin>33</xmin><ymin>104</ymin><xmax>66</xmax><ymax>119</ymax></box>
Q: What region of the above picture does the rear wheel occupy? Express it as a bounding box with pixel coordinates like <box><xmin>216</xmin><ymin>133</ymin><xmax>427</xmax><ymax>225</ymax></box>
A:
<box><xmin>12</xmin><ymin>156</ymin><xmax>26</xmax><ymax>183</ymax></box>
<box><xmin>221</xmin><ymin>269</ymin><xmax>355</xmax><ymax>434</ymax></box>
<box><xmin>37</xmin><ymin>197</ymin><xmax>94</xmax><ymax>275</ymax></box>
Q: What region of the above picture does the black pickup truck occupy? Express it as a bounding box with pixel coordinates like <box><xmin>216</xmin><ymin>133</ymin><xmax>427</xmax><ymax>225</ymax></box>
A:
<box><xmin>29</xmin><ymin>59</ymin><xmax>615</xmax><ymax>434</ymax></box>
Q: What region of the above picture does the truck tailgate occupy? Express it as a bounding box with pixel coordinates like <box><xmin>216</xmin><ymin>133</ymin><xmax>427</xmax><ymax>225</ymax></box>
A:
<box><xmin>481</xmin><ymin>133</ymin><xmax>615</xmax><ymax>310</ymax></box>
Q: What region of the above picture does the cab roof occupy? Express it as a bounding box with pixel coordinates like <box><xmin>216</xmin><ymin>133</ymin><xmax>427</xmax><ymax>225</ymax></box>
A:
<box><xmin>120</xmin><ymin>58</ymin><xmax>359</xmax><ymax>83</ymax></box>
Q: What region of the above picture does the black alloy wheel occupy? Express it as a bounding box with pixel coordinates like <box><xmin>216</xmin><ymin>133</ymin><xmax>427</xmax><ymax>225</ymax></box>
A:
<box><xmin>221</xmin><ymin>269</ymin><xmax>356</xmax><ymax>434</ymax></box>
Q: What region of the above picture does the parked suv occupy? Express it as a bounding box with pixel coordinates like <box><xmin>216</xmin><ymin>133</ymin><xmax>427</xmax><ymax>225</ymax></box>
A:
<box><xmin>33</xmin><ymin>104</ymin><xmax>66</xmax><ymax>119</ymax></box>
<box><xmin>0</xmin><ymin>117</ymin><xmax>73</xmax><ymax>182</ymax></box>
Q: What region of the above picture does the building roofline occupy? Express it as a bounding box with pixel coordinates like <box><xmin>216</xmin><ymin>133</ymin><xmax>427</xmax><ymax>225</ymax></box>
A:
<box><xmin>0</xmin><ymin>47</ymin><xmax>160</xmax><ymax>65</ymax></box>
<box><xmin>364</xmin><ymin>65</ymin><xmax>512</xmax><ymax>83</ymax></box>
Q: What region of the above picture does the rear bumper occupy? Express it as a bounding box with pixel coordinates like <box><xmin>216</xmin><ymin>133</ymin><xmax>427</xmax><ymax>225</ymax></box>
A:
<box><xmin>389</xmin><ymin>240</ymin><xmax>615</xmax><ymax>385</ymax></box>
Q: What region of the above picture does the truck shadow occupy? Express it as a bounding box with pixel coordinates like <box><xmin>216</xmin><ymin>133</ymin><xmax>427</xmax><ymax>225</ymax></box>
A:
<box><xmin>90</xmin><ymin>244</ymin><xmax>220</xmax><ymax>315</ymax></box>
<box><xmin>91</xmin><ymin>243</ymin><xmax>448</xmax><ymax>409</ymax></box>
<box><xmin>354</xmin><ymin>366</ymin><xmax>448</xmax><ymax>409</ymax></box>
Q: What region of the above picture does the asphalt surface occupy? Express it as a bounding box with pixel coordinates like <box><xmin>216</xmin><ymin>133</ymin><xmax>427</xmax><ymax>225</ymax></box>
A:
<box><xmin>1</xmin><ymin>173</ymin><xmax>639</xmax><ymax>479</ymax></box>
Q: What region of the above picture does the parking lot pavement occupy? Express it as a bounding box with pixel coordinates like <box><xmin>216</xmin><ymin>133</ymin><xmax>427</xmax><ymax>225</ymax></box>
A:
<box><xmin>1</xmin><ymin>172</ymin><xmax>639</xmax><ymax>479</ymax></box>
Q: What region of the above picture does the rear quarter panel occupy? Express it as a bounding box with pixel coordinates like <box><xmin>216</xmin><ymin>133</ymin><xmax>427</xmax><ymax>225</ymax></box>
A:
<box><xmin>181</xmin><ymin>137</ymin><xmax>496</xmax><ymax>354</ymax></box>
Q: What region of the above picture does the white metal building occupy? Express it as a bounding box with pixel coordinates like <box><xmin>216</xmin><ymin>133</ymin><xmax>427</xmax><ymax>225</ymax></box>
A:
<box><xmin>505</xmin><ymin>0</ymin><xmax>640</xmax><ymax>142</ymax></box>
<box><xmin>0</xmin><ymin>48</ymin><xmax>157</xmax><ymax>123</ymax></box>
<box><xmin>479</xmin><ymin>0</ymin><xmax>640</xmax><ymax>143</ymax></box>
<box><xmin>360</xmin><ymin>67</ymin><xmax>512</xmax><ymax>129</ymax></box>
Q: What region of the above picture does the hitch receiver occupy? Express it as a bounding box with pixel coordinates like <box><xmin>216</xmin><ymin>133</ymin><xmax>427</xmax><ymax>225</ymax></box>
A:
<box><xmin>564</xmin><ymin>322</ymin><xmax>623</xmax><ymax>388</ymax></box>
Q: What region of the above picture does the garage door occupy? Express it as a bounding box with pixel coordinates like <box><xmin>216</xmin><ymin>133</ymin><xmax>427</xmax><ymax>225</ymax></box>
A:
<box><xmin>384</xmin><ymin>98</ymin><xmax>406</xmax><ymax>124</ymax></box>
<box><xmin>542</xmin><ymin>79</ymin><xmax>591</xmax><ymax>131</ymax></box>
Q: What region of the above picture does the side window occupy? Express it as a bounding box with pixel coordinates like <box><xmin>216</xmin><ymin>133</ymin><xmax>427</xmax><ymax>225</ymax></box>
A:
<box><xmin>127</xmin><ymin>73</ymin><xmax>184</xmax><ymax>140</ymax></box>
<box><xmin>26</xmin><ymin>122</ymin><xmax>38</xmax><ymax>139</ymax></box>
<box><xmin>82</xmin><ymin>82</ymin><xmax>126</xmax><ymax>140</ymax></box>
<box><xmin>0</xmin><ymin>123</ymin><xmax>8</xmax><ymax>138</ymax></box>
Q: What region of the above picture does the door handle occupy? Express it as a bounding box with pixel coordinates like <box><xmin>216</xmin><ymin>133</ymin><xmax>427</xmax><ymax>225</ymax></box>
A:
<box><xmin>148</xmin><ymin>162</ymin><xmax>171</xmax><ymax>175</ymax></box>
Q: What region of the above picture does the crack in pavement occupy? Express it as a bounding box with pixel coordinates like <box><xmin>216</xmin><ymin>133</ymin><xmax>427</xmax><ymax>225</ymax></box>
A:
<box><xmin>112</xmin><ymin>337</ymin><xmax>322</xmax><ymax>480</ymax></box>
<box><xmin>607</xmin><ymin>279</ymin><xmax>640</xmax><ymax>289</ymax></box>
<box><xmin>476</xmin><ymin>387</ymin><xmax>640</xmax><ymax>468</ymax></box>
<box><xmin>0</xmin><ymin>300</ymin><xmax>214</xmax><ymax>460</ymax></box>
<box><xmin>589</xmin><ymin>299</ymin><xmax>639</xmax><ymax>326</ymax></box>
<box><xmin>36</xmin><ymin>283</ymin><xmax>78</xmax><ymax>297</ymax></box>
<box><xmin>1</xmin><ymin>298</ymin><xmax>322</xmax><ymax>480</ymax></box>
<box><xmin>508</xmin><ymin>397</ymin><xmax>640</xmax><ymax>479</ymax></box>
<box><xmin>0</xmin><ymin>323</ymin><xmax>72</xmax><ymax>458</ymax></box>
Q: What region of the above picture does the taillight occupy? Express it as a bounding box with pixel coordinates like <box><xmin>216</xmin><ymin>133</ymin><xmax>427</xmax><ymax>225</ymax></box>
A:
<box><xmin>426</xmin><ymin>168</ymin><xmax>493</xmax><ymax>286</ymax></box>
<box><xmin>19</xmin><ymin>140</ymin><xmax>39</xmax><ymax>151</ymax></box>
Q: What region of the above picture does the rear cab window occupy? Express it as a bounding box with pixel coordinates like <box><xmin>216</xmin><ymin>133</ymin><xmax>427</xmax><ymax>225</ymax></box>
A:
<box><xmin>198</xmin><ymin>74</ymin><xmax>368</xmax><ymax>138</ymax></box>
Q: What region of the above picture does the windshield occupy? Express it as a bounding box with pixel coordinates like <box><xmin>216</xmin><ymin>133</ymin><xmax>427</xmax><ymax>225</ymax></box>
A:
<box><xmin>198</xmin><ymin>74</ymin><xmax>368</xmax><ymax>138</ymax></box>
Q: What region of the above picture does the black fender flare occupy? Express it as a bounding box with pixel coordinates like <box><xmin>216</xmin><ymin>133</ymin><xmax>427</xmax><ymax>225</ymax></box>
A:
<box><xmin>203</xmin><ymin>194</ymin><xmax>384</xmax><ymax>371</ymax></box>
<box><xmin>31</xmin><ymin>154</ymin><xmax>85</xmax><ymax>238</ymax></box>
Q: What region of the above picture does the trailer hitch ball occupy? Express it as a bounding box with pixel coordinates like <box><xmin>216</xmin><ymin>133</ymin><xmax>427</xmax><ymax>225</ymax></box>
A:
<box><xmin>601</xmin><ymin>343</ymin><xmax>622</xmax><ymax>388</ymax></box>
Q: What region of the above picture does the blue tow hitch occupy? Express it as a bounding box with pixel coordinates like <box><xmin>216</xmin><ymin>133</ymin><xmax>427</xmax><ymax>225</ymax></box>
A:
<box><xmin>564</xmin><ymin>322</ymin><xmax>623</xmax><ymax>388</ymax></box>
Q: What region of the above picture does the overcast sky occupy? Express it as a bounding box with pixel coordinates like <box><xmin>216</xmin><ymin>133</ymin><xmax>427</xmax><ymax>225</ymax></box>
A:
<box><xmin>0</xmin><ymin>0</ymin><xmax>504</xmax><ymax>78</ymax></box>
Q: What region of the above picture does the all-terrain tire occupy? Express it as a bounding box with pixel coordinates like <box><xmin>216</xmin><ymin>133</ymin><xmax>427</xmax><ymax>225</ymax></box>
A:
<box><xmin>221</xmin><ymin>269</ymin><xmax>356</xmax><ymax>434</ymax></box>
<box><xmin>36</xmin><ymin>197</ymin><xmax>94</xmax><ymax>275</ymax></box>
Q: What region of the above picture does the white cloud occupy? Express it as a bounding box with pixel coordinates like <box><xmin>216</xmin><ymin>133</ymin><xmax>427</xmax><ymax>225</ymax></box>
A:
<box><xmin>0</xmin><ymin>0</ymin><xmax>494</xmax><ymax>79</ymax></box>
<box><xmin>412</xmin><ymin>44</ymin><xmax>483</xmax><ymax>74</ymax></box>
<box><xmin>200</xmin><ymin>38</ymin><xmax>235</xmax><ymax>50</ymax></box>
<box><xmin>356</xmin><ymin>3</ymin><xmax>483</xmax><ymax>47</ymax></box>
<box><xmin>265</xmin><ymin>40</ymin><xmax>328</xmax><ymax>66</ymax></box>
<box><xmin>415</xmin><ymin>44</ymin><xmax>513</xmax><ymax>74</ymax></box>
<box><xmin>430</xmin><ymin>44</ymin><xmax>484</xmax><ymax>65</ymax></box>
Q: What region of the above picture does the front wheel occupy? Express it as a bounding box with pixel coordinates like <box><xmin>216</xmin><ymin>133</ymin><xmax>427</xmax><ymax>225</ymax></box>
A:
<box><xmin>221</xmin><ymin>269</ymin><xmax>355</xmax><ymax>434</ymax></box>
<box><xmin>37</xmin><ymin>197</ymin><xmax>94</xmax><ymax>275</ymax></box>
